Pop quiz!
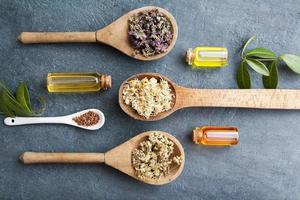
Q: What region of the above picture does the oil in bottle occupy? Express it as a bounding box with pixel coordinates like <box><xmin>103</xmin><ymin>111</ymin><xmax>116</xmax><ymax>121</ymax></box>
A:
<box><xmin>186</xmin><ymin>47</ymin><xmax>228</xmax><ymax>67</ymax></box>
<box><xmin>193</xmin><ymin>126</ymin><xmax>238</xmax><ymax>146</ymax></box>
<box><xmin>47</xmin><ymin>72</ymin><xmax>111</xmax><ymax>93</ymax></box>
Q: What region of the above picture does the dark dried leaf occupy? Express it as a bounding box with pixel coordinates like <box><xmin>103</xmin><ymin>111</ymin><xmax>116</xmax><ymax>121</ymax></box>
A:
<box><xmin>128</xmin><ymin>9</ymin><xmax>173</xmax><ymax>57</ymax></box>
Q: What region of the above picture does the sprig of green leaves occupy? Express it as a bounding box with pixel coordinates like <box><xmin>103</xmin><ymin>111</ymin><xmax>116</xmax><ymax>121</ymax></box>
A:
<box><xmin>237</xmin><ymin>36</ymin><xmax>300</xmax><ymax>89</ymax></box>
<box><xmin>0</xmin><ymin>81</ymin><xmax>46</xmax><ymax>117</ymax></box>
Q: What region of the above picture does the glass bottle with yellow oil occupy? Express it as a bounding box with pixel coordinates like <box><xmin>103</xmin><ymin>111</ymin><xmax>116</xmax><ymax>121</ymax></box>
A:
<box><xmin>186</xmin><ymin>47</ymin><xmax>228</xmax><ymax>67</ymax></box>
<box><xmin>193</xmin><ymin>126</ymin><xmax>238</xmax><ymax>146</ymax></box>
<box><xmin>47</xmin><ymin>72</ymin><xmax>111</xmax><ymax>93</ymax></box>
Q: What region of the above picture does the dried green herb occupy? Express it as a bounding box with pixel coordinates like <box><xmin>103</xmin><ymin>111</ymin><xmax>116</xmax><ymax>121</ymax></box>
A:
<box><xmin>128</xmin><ymin>9</ymin><xmax>173</xmax><ymax>57</ymax></box>
<box><xmin>0</xmin><ymin>81</ymin><xmax>46</xmax><ymax>117</ymax></box>
<box><xmin>237</xmin><ymin>36</ymin><xmax>300</xmax><ymax>89</ymax></box>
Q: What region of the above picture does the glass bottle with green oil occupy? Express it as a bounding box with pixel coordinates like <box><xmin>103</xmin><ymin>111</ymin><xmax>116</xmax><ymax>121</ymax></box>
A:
<box><xmin>186</xmin><ymin>47</ymin><xmax>228</xmax><ymax>67</ymax></box>
<box><xmin>193</xmin><ymin>126</ymin><xmax>238</xmax><ymax>146</ymax></box>
<box><xmin>47</xmin><ymin>72</ymin><xmax>111</xmax><ymax>93</ymax></box>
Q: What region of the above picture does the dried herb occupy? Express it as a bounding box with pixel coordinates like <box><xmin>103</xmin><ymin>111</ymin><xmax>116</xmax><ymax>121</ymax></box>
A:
<box><xmin>72</xmin><ymin>111</ymin><xmax>100</xmax><ymax>127</ymax></box>
<box><xmin>128</xmin><ymin>9</ymin><xmax>173</xmax><ymax>57</ymax></box>
<box><xmin>0</xmin><ymin>81</ymin><xmax>45</xmax><ymax>117</ymax></box>
<box><xmin>237</xmin><ymin>36</ymin><xmax>300</xmax><ymax>89</ymax></box>
<box><xmin>132</xmin><ymin>132</ymin><xmax>182</xmax><ymax>180</ymax></box>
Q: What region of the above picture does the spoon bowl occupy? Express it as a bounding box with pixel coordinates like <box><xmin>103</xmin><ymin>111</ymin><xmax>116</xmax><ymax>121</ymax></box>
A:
<box><xmin>4</xmin><ymin>109</ymin><xmax>105</xmax><ymax>130</ymax></box>
<box><xmin>119</xmin><ymin>73</ymin><xmax>300</xmax><ymax>121</ymax></box>
<box><xmin>20</xmin><ymin>131</ymin><xmax>185</xmax><ymax>185</ymax></box>
<box><xmin>119</xmin><ymin>73</ymin><xmax>177</xmax><ymax>121</ymax></box>
<box><xmin>18</xmin><ymin>6</ymin><xmax>178</xmax><ymax>61</ymax></box>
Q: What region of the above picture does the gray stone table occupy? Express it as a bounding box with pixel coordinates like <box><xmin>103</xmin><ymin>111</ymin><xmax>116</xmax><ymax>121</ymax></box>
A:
<box><xmin>0</xmin><ymin>0</ymin><xmax>300</xmax><ymax>199</ymax></box>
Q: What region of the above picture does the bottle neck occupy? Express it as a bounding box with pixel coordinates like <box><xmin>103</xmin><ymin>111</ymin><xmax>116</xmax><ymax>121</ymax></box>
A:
<box><xmin>99</xmin><ymin>75</ymin><xmax>112</xmax><ymax>90</ymax></box>
<box><xmin>193</xmin><ymin>128</ymin><xmax>203</xmax><ymax>143</ymax></box>
<box><xmin>186</xmin><ymin>48</ymin><xmax>195</xmax><ymax>65</ymax></box>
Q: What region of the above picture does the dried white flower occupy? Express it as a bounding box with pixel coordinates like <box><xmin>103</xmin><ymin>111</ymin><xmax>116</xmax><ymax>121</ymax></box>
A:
<box><xmin>122</xmin><ymin>77</ymin><xmax>174</xmax><ymax>118</ymax></box>
<box><xmin>132</xmin><ymin>132</ymin><xmax>182</xmax><ymax>180</ymax></box>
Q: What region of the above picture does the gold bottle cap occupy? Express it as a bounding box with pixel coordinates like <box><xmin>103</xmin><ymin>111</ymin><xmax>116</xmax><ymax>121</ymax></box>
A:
<box><xmin>193</xmin><ymin>128</ymin><xmax>202</xmax><ymax>144</ymax></box>
<box><xmin>186</xmin><ymin>48</ymin><xmax>195</xmax><ymax>65</ymax></box>
<box><xmin>100</xmin><ymin>75</ymin><xmax>112</xmax><ymax>89</ymax></box>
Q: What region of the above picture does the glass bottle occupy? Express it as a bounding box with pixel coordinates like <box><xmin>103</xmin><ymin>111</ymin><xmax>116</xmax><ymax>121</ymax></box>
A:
<box><xmin>186</xmin><ymin>47</ymin><xmax>228</xmax><ymax>67</ymax></box>
<box><xmin>47</xmin><ymin>72</ymin><xmax>111</xmax><ymax>93</ymax></box>
<box><xmin>193</xmin><ymin>126</ymin><xmax>238</xmax><ymax>146</ymax></box>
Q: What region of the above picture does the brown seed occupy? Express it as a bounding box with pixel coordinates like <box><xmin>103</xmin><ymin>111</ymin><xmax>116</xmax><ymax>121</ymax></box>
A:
<box><xmin>72</xmin><ymin>111</ymin><xmax>100</xmax><ymax>127</ymax></box>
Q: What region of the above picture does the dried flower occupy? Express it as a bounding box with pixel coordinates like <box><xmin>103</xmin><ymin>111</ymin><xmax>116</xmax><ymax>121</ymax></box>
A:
<box><xmin>122</xmin><ymin>77</ymin><xmax>174</xmax><ymax>118</ymax></box>
<box><xmin>132</xmin><ymin>132</ymin><xmax>182</xmax><ymax>180</ymax></box>
<box><xmin>128</xmin><ymin>9</ymin><xmax>173</xmax><ymax>57</ymax></box>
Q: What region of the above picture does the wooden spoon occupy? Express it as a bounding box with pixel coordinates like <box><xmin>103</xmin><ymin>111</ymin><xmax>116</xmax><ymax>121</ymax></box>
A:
<box><xmin>19</xmin><ymin>131</ymin><xmax>185</xmax><ymax>185</ymax></box>
<box><xmin>119</xmin><ymin>73</ymin><xmax>300</xmax><ymax>121</ymax></box>
<box><xmin>18</xmin><ymin>6</ymin><xmax>178</xmax><ymax>61</ymax></box>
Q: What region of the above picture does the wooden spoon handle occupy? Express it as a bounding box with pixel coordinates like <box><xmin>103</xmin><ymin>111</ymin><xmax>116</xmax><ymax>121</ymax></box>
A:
<box><xmin>176</xmin><ymin>87</ymin><xmax>300</xmax><ymax>109</ymax></box>
<box><xmin>18</xmin><ymin>32</ymin><xmax>96</xmax><ymax>43</ymax></box>
<box><xmin>20</xmin><ymin>152</ymin><xmax>105</xmax><ymax>164</ymax></box>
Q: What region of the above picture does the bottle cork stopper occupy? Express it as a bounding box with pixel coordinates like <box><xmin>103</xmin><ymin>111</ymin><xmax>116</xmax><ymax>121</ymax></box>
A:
<box><xmin>186</xmin><ymin>48</ymin><xmax>195</xmax><ymax>65</ymax></box>
<box><xmin>193</xmin><ymin>128</ymin><xmax>202</xmax><ymax>144</ymax></box>
<box><xmin>100</xmin><ymin>75</ymin><xmax>112</xmax><ymax>89</ymax></box>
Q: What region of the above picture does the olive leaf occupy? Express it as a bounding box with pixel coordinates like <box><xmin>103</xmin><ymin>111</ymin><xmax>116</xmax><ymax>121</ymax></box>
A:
<box><xmin>237</xmin><ymin>36</ymin><xmax>300</xmax><ymax>89</ymax></box>
<box><xmin>241</xmin><ymin>35</ymin><xmax>256</xmax><ymax>58</ymax></box>
<box><xmin>1</xmin><ymin>91</ymin><xmax>33</xmax><ymax>116</ymax></box>
<box><xmin>0</xmin><ymin>81</ymin><xmax>46</xmax><ymax>117</ymax></box>
<box><xmin>0</xmin><ymin>94</ymin><xmax>15</xmax><ymax>117</ymax></box>
<box><xmin>279</xmin><ymin>54</ymin><xmax>300</xmax><ymax>74</ymax></box>
<box><xmin>245</xmin><ymin>59</ymin><xmax>270</xmax><ymax>76</ymax></box>
<box><xmin>245</xmin><ymin>48</ymin><xmax>276</xmax><ymax>59</ymax></box>
<box><xmin>237</xmin><ymin>61</ymin><xmax>251</xmax><ymax>89</ymax></box>
<box><xmin>263</xmin><ymin>61</ymin><xmax>278</xmax><ymax>89</ymax></box>
<box><xmin>16</xmin><ymin>82</ymin><xmax>32</xmax><ymax>112</ymax></box>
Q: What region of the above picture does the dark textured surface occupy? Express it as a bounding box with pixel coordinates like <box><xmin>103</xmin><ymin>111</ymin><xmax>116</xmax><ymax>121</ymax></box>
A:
<box><xmin>1</xmin><ymin>0</ymin><xmax>300</xmax><ymax>199</ymax></box>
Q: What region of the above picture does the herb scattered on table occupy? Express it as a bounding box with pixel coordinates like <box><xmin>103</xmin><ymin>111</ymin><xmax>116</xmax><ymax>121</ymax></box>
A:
<box><xmin>128</xmin><ymin>9</ymin><xmax>173</xmax><ymax>57</ymax></box>
<box><xmin>132</xmin><ymin>132</ymin><xmax>182</xmax><ymax>180</ymax></box>
<box><xmin>237</xmin><ymin>36</ymin><xmax>300</xmax><ymax>89</ymax></box>
<box><xmin>0</xmin><ymin>81</ymin><xmax>45</xmax><ymax>117</ymax></box>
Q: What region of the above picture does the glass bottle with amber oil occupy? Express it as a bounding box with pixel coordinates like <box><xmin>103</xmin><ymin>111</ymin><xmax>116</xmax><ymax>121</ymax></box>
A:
<box><xmin>186</xmin><ymin>47</ymin><xmax>228</xmax><ymax>67</ymax></box>
<box><xmin>47</xmin><ymin>72</ymin><xmax>111</xmax><ymax>93</ymax></box>
<box><xmin>193</xmin><ymin>126</ymin><xmax>238</xmax><ymax>146</ymax></box>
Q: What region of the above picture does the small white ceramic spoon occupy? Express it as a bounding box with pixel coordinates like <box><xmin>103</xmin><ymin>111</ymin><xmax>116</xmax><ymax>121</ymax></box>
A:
<box><xmin>4</xmin><ymin>109</ymin><xmax>105</xmax><ymax>130</ymax></box>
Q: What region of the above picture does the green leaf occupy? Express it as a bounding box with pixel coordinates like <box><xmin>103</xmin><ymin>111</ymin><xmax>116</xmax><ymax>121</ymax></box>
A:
<box><xmin>245</xmin><ymin>48</ymin><xmax>276</xmax><ymax>59</ymax></box>
<box><xmin>245</xmin><ymin>59</ymin><xmax>270</xmax><ymax>76</ymax></box>
<box><xmin>0</xmin><ymin>81</ymin><xmax>15</xmax><ymax>99</ymax></box>
<box><xmin>0</xmin><ymin>95</ymin><xmax>15</xmax><ymax>117</ymax></box>
<box><xmin>2</xmin><ymin>91</ymin><xmax>33</xmax><ymax>116</ymax></box>
<box><xmin>3</xmin><ymin>90</ymin><xmax>32</xmax><ymax>117</ymax></box>
<box><xmin>237</xmin><ymin>61</ymin><xmax>251</xmax><ymax>89</ymax></box>
<box><xmin>16</xmin><ymin>82</ymin><xmax>32</xmax><ymax>112</ymax></box>
<box><xmin>0</xmin><ymin>82</ymin><xmax>15</xmax><ymax>116</ymax></box>
<box><xmin>263</xmin><ymin>61</ymin><xmax>278</xmax><ymax>89</ymax></box>
<box><xmin>0</xmin><ymin>81</ymin><xmax>46</xmax><ymax>117</ymax></box>
<box><xmin>241</xmin><ymin>36</ymin><xmax>256</xmax><ymax>58</ymax></box>
<box><xmin>279</xmin><ymin>54</ymin><xmax>300</xmax><ymax>74</ymax></box>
